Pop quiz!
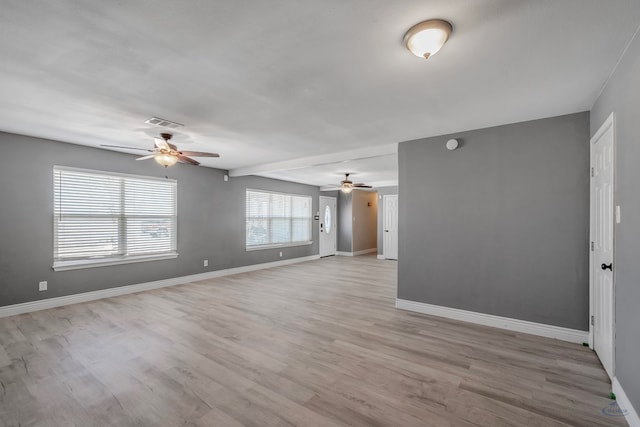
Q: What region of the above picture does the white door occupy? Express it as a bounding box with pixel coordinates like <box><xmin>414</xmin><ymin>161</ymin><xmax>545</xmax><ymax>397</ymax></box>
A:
<box><xmin>383</xmin><ymin>195</ymin><xmax>398</xmax><ymax>260</ymax></box>
<box><xmin>590</xmin><ymin>113</ymin><xmax>615</xmax><ymax>379</ymax></box>
<box><xmin>319</xmin><ymin>196</ymin><xmax>336</xmax><ymax>257</ymax></box>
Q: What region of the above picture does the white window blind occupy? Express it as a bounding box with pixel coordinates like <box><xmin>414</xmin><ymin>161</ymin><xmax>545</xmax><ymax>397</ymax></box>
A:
<box><xmin>53</xmin><ymin>167</ymin><xmax>177</xmax><ymax>269</ymax></box>
<box><xmin>246</xmin><ymin>189</ymin><xmax>312</xmax><ymax>249</ymax></box>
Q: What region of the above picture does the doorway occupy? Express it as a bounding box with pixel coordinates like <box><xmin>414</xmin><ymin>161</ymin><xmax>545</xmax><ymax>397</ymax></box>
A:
<box><xmin>590</xmin><ymin>112</ymin><xmax>615</xmax><ymax>380</ymax></box>
<box><xmin>383</xmin><ymin>195</ymin><xmax>398</xmax><ymax>260</ymax></box>
<box><xmin>319</xmin><ymin>196</ymin><xmax>337</xmax><ymax>257</ymax></box>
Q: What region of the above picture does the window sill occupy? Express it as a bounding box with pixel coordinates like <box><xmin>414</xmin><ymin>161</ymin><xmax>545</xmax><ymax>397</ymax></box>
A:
<box><xmin>246</xmin><ymin>241</ymin><xmax>313</xmax><ymax>252</ymax></box>
<box><xmin>52</xmin><ymin>252</ymin><xmax>179</xmax><ymax>272</ymax></box>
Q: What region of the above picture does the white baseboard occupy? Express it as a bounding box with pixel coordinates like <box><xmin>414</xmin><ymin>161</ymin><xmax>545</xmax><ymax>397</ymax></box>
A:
<box><xmin>396</xmin><ymin>299</ymin><xmax>588</xmax><ymax>344</ymax></box>
<box><xmin>0</xmin><ymin>255</ymin><xmax>320</xmax><ymax>319</ymax></box>
<box><xmin>613</xmin><ymin>378</ymin><xmax>640</xmax><ymax>427</ymax></box>
<box><xmin>354</xmin><ymin>248</ymin><xmax>377</xmax><ymax>256</ymax></box>
<box><xmin>337</xmin><ymin>248</ymin><xmax>377</xmax><ymax>257</ymax></box>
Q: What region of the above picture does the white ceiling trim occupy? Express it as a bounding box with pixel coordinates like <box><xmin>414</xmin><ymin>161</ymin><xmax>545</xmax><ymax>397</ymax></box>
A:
<box><xmin>229</xmin><ymin>143</ymin><xmax>398</xmax><ymax>177</ymax></box>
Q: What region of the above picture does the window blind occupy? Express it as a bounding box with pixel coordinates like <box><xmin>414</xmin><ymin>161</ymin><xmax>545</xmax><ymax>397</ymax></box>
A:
<box><xmin>53</xmin><ymin>167</ymin><xmax>177</xmax><ymax>265</ymax></box>
<box><xmin>246</xmin><ymin>189</ymin><xmax>312</xmax><ymax>248</ymax></box>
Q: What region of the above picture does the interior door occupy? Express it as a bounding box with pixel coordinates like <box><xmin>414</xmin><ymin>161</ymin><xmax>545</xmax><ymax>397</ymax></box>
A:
<box><xmin>590</xmin><ymin>114</ymin><xmax>615</xmax><ymax>379</ymax></box>
<box><xmin>383</xmin><ymin>195</ymin><xmax>398</xmax><ymax>260</ymax></box>
<box><xmin>319</xmin><ymin>196</ymin><xmax>336</xmax><ymax>257</ymax></box>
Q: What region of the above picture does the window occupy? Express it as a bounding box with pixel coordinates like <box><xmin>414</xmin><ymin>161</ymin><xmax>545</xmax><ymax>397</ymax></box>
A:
<box><xmin>53</xmin><ymin>166</ymin><xmax>177</xmax><ymax>271</ymax></box>
<box><xmin>324</xmin><ymin>205</ymin><xmax>332</xmax><ymax>234</ymax></box>
<box><xmin>246</xmin><ymin>189</ymin><xmax>312</xmax><ymax>249</ymax></box>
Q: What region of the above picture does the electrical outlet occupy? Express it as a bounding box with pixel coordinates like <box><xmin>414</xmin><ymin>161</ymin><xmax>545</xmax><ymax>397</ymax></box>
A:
<box><xmin>38</xmin><ymin>281</ymin><xmax>47</xmax><ymax>291</ymax></box>
<box><xmin>203</xmin><ymin>259</ymin><xmax>208</xmax><ymax>267</ymax></box>
<box><xmin>279</xmin><ymin>251</ymin><xmax>283</xmax><ymax>257</ymax></box>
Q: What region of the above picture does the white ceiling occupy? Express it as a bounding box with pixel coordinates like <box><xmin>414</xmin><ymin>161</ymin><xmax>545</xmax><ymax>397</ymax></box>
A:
<box><xmin>1</xmin><ymin>1</ymin><xmax>639</xmax><ymax>187</ymax></box>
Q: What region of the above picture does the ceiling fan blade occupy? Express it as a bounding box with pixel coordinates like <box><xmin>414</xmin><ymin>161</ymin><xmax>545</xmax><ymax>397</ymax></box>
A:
<box><xmin>177</xmin><ymin>155</ymin><xmax>200</xmax><ymax>166</ymax></box>
<box><xmin>179</xmin><ymin>151</ymin><xmax>220</xmax><ymax>158</ymax></box>
<box><xmin>101</xmin><ymin>144</ymin><xmax>152</xmax><ymax>152</ymax></box>
<box><xmin>154</xmin><ymin>138</ymin><xmax>170</xmax><ymax>150</ymax></box>
<box><xmin>135</xmin><ymin>155</ymin><xmax>155</xmax><ymax>161</ymax></box>
<box><xmin>353</xmin><ymin>185</ymin><xmax>373</xmax><ymax>188</ymax></box>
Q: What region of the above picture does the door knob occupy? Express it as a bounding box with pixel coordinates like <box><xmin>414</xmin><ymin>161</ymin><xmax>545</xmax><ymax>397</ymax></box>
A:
<box><xmin>385</xmin><ymin>230</ymin><xmax>389</xmax><ymax>232</ymax></box>
<box><xmin>601</xmin><ymin>263</ymin><xmax>613</xmax><ymax>271</ymax></box>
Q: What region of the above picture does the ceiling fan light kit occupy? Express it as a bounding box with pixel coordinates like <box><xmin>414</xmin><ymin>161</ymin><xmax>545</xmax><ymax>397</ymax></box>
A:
<box><xmin>154</xmin><ymin>152</ymin><xmax>178</xmax><ymax>167</ymax></box>
<box><xmin>324</xmin><ymin>173</ymin><xmax>373</xmax><ymax>193</ymax></box>
<box><xmin>100</xmin><ymin>132</ymin><xmax>219</xmax><ymax>168</ymax></box>
<box><xmin>404</xmin><ymin>19</ymin><xmax>453</xmax><ymax>59</ymax></box>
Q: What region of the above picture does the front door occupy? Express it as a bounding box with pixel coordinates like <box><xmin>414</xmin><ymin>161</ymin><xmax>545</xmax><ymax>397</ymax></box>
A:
<box><xmin>319</xmin><ymin>196</ymin><xmax>336</xmax><ymax>257</ymax></box>
<box><xmin>590</xmin><ymin>113</ymin><xmax>615</xmax><ymax>379</ymax></box>
<box><xmin>383</xmin><ymin>195</ymin><xmax>398</xmax><ymax>260</ymax></box>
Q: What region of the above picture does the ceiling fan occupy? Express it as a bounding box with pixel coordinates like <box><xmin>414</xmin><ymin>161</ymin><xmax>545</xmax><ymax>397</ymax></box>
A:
<box><xmin>326</xmin><ymin>173</ymin><xmax>373</xmax><ymax>193</ymax></box>
<box><xmin>101</xmin><ymin>133</ymin><xmax>220</xmax><ymax>167</ymax></box>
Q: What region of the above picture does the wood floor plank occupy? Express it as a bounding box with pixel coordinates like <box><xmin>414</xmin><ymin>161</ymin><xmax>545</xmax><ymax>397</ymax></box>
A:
<box><xmin>0</xmin><ymin>255</ymin><xmax>624</xmax><ymax>426</ymax></box>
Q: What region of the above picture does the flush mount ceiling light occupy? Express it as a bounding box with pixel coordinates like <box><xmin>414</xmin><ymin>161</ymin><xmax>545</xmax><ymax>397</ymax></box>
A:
<box><xmin>403</xmin><ymin>19</ymin><xmax>453</xmax><ymax>59</ymax></box>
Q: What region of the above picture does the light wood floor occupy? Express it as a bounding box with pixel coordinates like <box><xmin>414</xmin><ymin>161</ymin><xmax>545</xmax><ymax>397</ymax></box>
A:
<box><xmin>0</xmin><ymin>255</ymin><xmax>624</xmax><ymax>426</ymax></box>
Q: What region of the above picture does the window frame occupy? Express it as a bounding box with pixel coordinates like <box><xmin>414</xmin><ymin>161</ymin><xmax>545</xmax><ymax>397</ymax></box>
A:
<box><xmin>52</xmin><ymin>166</ymin><xmax>178</xmax><ymax>271</ymax></box>
<box><xmin>245</xmin><ymin>188</ymin><xmax>313</xmax><ymax>251</ymax></box>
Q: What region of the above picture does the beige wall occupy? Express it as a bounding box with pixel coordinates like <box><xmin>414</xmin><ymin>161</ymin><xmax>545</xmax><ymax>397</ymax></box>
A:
<box><xmin>352</xmin><ymin>190</ymin><xmax>378</xmax><ymax>252</ymax></box>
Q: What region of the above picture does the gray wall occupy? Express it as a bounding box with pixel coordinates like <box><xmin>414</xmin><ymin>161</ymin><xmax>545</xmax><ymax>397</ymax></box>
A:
<box><xmin>376</xmin><ymin>186</ymin><xmax>398</xmax><ymax>255</ymax></box>
<box><xmin>352</xmin><ymin>190</ymin><xmax>377</xmax><ymax>252</ymax></box>
<box><xmin>337</xmin><ymin>191</ymin><xmax>352</xmax><ymax>252</ymax></box>
<box><xmin>0</xmin><ymin>132</ymin><xmax>319</xmax><ymax>307</ymax></box>
<box><xmin>398</xmin><ymin>112</ymin><xmax>590</xmax><ymax>330</ymax></box>
<box><xmin>591</xmin><ymin>30</ymin><xmax>640</xmax><ymax>411</ymax></box>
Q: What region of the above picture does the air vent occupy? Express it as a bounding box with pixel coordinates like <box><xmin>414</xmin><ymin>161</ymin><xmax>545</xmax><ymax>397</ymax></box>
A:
<box><xmin>144</xmin><ymin>117</ymin><xmax>184</xmax><ymax>129</ymax></box>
